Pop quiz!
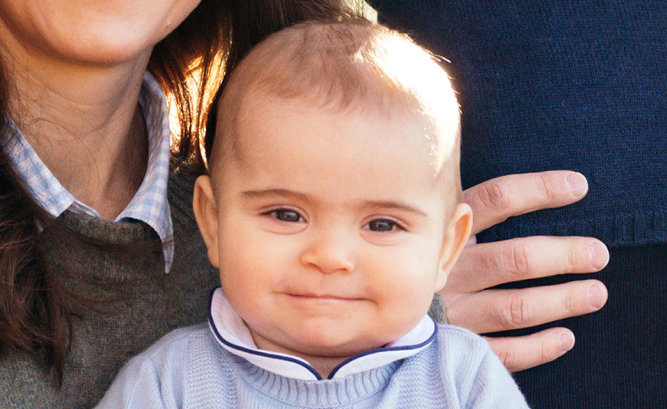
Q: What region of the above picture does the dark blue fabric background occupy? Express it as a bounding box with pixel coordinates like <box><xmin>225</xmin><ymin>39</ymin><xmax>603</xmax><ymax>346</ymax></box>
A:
<box><xmin>370</xmin><ymin>1</ymin><xmax>667</xmax><ymax>408</ymax></box>
<box><xmin>371</xmin><ymin>0</ymin><xmax>666</xmax><ymax>247</ymax></box>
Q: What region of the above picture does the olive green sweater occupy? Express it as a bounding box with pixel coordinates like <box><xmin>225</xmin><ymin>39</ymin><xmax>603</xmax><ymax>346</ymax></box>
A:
<box><xmin>0</xmin><ymin>170</ymin><xmax>218</xmax><ymax>409</ymax></box>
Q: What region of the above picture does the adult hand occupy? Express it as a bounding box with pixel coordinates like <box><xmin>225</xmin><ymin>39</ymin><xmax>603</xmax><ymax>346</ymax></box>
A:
<box><xmin>441</xmin><ymin>171</ymin><xmax>609</xmax><ymax>372</ymax></box>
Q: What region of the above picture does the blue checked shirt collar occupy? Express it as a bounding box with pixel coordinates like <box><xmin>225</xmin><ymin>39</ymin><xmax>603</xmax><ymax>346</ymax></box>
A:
<box><xmin>4</xmin><ymin>71</ymin><xmax>174</xmax><ymax>273</ymax></box>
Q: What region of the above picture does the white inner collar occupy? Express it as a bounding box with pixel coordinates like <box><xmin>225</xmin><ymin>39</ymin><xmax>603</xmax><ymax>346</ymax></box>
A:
<box><xmin>207</xmin><ymin>287</ymin><xmax>437</xmax><ymax>381</ymax></box>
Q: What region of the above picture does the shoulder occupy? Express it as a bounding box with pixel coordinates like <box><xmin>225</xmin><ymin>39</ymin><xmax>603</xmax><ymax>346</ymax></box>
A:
<box><xmin>377</xmin><ymin>325</ymin><xmax>513</xmax><ymax>408</ymax></box>
<box><xmin>394</xmin><ymin>325</ymin><xmax>493</xmax><ymax>392</ymax></box>
<box><xmin>135</xmin><ymin>323</ymin><xmax>210</xmax><ymax>359</ymax></box>
<box><xmin>433</xmin><ymin>324</ymin><xmax>492</xmax><ymax>357</ymax></box>
<box><xmin>96</xmin><ymin>324</ymin><xmax>215</xmax><ymax>409</ymax></box>
<box><xmin>108</xmin><ymin>323</ymin><xmax>212</xmax><ymax>384</ymax></box>
<box><xmin>427</xmin><ymin>324</ymin><xmax>529</xmax><ymax>408</ymax></box>
<box><xmin>416</xmin><ymin>324</ymin><xmax>495</xmax><ymax>384</ymax></box>
<box><xmin>430</xmin><ymin>323</ymin><xmax>504</xmax><ymax>377</ymax></box>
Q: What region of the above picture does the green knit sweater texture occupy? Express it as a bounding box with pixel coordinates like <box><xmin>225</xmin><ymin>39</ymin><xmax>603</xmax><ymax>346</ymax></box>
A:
<box><xmin>0</xmin><ymin>171</ymin><xmax>219</xmax><ymax>409</ymax></box>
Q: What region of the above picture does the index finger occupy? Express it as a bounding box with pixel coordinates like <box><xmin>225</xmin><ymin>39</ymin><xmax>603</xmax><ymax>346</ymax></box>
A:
<box><xmin>463</xmin><ymin>171</ymin><xmax>588</xmax><ymax>234</ymax></box>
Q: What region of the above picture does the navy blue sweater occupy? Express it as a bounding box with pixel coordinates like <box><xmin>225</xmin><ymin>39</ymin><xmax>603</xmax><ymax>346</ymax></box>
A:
<box><xmin>372</xmin><ymin>0</ymin><xmax>666</xmax><ymax>247</ymax></box>
<box><xmin>370</xmin><ymin>2</ymin><xmax>667</xmax><ymax>408</ymax></box>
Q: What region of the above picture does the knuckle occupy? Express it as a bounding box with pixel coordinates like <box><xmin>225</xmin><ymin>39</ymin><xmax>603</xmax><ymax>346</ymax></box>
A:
<box><xmin>476</xmin><ymin>179</ymin><xmax>512</xmax><ymax>214</ymax></box>
<box><xmin>503</xmin><ymin>241</ymin><xmax>532</xmax><ymax>275</ymax></box>
<box><xmin>564</xmin><ymin>287</ymin><xmax>579</xmax><ymax>315</ymax></box>
<box><xmin>567</xmin><ymin>246</ymin><xmax>579</xmax><ymax>273</ymax></box>
<box><xmin>492</xmin><ymin>343</ymin><xmax>517</xmax><ymax>370</ymax></box>
<box><xmin>536</xmin><ymin>173</ymin><xmax>556</xmax><ymax>202</ymax></box>
<box><xmin>504</xmin><ymin>293</ymin><xmax>531</xmax><ymax>328</ymax></box>
<box><xmin>537</xmin><ymin>340</ymin><xmax>551</xmax><ymax>364</ymax></box>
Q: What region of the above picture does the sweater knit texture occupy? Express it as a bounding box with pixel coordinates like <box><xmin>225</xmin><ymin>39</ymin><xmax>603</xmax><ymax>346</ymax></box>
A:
<box><xmin>370</xmin><ymin>1</ymin><xmax>667</xmax><ymax>408</ymax></box>
<box><xmin>372</xmin><ymin>0</ymin><xmax>667</xmax><ymax>248</ymax></box>
<box><xmin>96</xmin><ymin>323</ymin><xmax>529</xmax><ymax>409</ymax></box>
<box><xmin>0</xmin><ymin>170</ymin><xmax>218</xmax><ymax>409</ymax></box>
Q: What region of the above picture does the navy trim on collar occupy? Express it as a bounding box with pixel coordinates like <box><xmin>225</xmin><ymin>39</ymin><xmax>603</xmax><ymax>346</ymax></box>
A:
<box><xmin>207</xmin><ymin>287</ymin><xmax>437</xmax><ymax>381</ymax></box>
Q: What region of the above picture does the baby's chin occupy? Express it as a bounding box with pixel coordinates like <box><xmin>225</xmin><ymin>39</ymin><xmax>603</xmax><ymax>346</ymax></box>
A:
<box><xmin>249</xmin><ymin>316</ymin><xmax>419</xmax><ymax>360</ymax></box>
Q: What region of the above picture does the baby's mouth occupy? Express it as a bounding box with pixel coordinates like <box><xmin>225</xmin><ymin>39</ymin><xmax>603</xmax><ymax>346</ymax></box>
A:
<box><xmin>286</xmin><ymin>292</ymin><xmax>363</xmax><ymax>302</ymax></box>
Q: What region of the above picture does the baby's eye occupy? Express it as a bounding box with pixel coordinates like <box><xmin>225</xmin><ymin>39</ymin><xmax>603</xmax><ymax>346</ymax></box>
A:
<box><xmin>366</xmin><ymin>219</ymin><xmax>399</xmax><ymax>232</ymax></box>
<box><xmin>269</xmin><ymin>209</ymin><xmax>304</xmax><ymax>223</ymax></box>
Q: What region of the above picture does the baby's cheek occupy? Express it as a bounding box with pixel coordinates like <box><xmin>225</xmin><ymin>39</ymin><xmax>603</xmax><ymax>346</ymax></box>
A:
<box><xmin>375</xmin><ymin>275</ymin><xmax>432</xmax><ymax>320</ymax></box>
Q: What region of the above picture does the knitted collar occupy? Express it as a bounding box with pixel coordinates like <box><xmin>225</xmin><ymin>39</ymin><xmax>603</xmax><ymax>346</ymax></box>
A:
<box><xmin>207</xmin><ymin>287</ymin><xmax>437</xmax><ymax>381</ymax></box>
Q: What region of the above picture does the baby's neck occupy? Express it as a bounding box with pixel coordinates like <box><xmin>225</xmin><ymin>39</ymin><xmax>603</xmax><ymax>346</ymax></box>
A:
<box><xmin>302</xmin><ymin>356</ymin><xmax>343</xmax><ymax>380</ymax></box>
<box><xmin>250</xmin><ymin>330</ymin><xmax>367</xmax><ymax>379</ymax></box>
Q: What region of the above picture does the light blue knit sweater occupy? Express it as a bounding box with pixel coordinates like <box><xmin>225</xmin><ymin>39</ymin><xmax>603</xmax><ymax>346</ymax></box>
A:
<box><xmin>96</xmin><ymin>322</ymin><xmax>528</xmax><ymax>408</ymax></box>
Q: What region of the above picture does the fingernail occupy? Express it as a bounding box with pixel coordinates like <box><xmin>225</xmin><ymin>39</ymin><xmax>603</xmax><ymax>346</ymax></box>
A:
<box><xmin>588</xmin><ymin>283</ymin><xmax>607</xmax><ymax>309</ymax></box>
<box><xmin>567</xmin><ymin>172</ymin><xmax>588</xmax><ymax>196</ymax></box>
<box><xmin>589</xmin><ymin>243</ymin><xmax>609</xmax><ymax>270</ymax></box>
<box><xmin>559</xmin><ymin>332</ymin><xmax>575</xmax><ymax>352</ymax></box>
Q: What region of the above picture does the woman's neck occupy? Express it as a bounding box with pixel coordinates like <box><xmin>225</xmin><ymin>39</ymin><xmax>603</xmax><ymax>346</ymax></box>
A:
<box><xmin>2</xmin><ymin>28</ymin><xmax>152</xmax><ymax>219</ymax></box>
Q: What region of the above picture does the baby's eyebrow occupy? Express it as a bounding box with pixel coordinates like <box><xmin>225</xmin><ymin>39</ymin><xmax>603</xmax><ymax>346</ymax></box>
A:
<box><xmin>362</xmin><ymin>200</ymin><xmax>428</xmax><ymax>217</ymax></box>
<box><xmin>240</xmin><ymin>189</ymin><xmax>309</xmax><ymax>202</ymax></box>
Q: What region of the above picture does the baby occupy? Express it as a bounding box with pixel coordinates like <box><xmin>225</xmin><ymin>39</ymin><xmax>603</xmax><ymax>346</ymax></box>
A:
<box><xmin>97</xmin><ymin>19</ymin><xmax>528</xmax><ymax>408</ymax></box>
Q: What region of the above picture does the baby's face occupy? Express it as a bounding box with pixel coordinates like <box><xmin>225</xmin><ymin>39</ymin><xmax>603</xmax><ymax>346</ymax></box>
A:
<box><xmin>200</xmin><ymin>95</ymin><xmax>461</xmax><ymax>361</ymax></box>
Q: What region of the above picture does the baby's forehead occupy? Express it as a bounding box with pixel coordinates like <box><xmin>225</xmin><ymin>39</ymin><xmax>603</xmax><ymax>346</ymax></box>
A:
<box><xmin>224</xmin><ymin>93</ymin><xmax>458</xmax><ymax>183</ymax></box>
<box><xmin>236</xmin><ymin>91</ymin><xmax>430</xmax><ymax>142</ymax></box>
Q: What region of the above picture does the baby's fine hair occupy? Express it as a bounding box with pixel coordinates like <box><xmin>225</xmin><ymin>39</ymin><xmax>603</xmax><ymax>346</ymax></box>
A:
<box><xmin>210</xmin><ymin>18</ymin><xmax>461</xmax><ymax>187</ymax></box>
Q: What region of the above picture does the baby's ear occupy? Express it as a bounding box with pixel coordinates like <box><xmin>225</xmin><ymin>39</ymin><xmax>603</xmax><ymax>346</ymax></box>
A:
<box><xmin>436</xmin><ymin>203</ymin><xmax>473</xmax><ymax>291</ymax></box>
<box><xmin>193</xmin><ymin>175</ymin><xmax>220</xmax><ymax>267</ymax></box>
